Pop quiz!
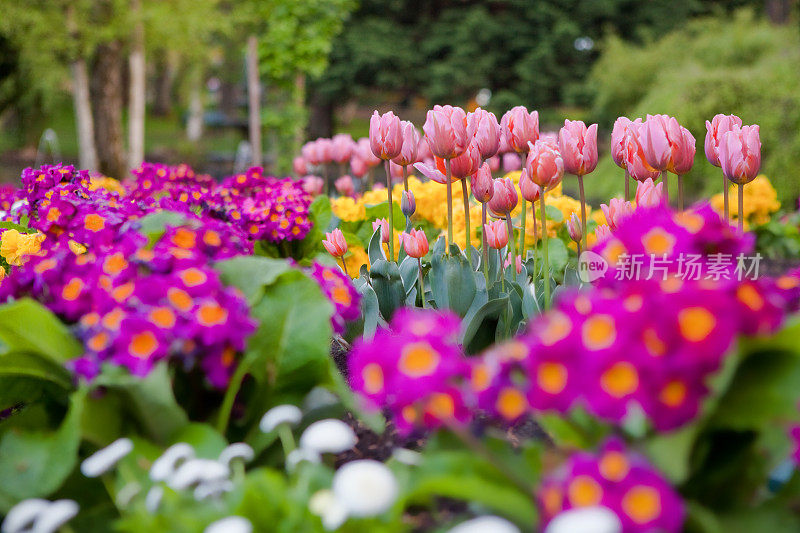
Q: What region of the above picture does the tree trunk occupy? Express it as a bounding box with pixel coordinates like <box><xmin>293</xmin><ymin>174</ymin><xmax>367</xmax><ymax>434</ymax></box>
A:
<box><xmin>307</xmin><ymin>89</ymin><xmax>333</xmax><ymax>139</ymax></box>
<box><xmin>153</xmin><ymin>50</ymin><xmax>178</xmax><ymax>116</ymax></box>
<box><xmin>70</xmin><ymin>59</ymin><xmax>98</xmax><ymax>170</ymax></box>
<box><xmin>294</xmin><ymin>72</ymin><xmax>306</xmax><ymax>155</ymax></box>
<box><xmin>765</xmin><ymin>0</ymin><xmax>791</xmax><ymax>24</ymax></box>
<box><xmin>246</xmin><ymin>35</ymin><xmax>262</xmax><ymax>167</ymax></box>
<box><xmin>128</xmin><ymin>0</ymin><xmax>146</xmax><ymax>170</ymax></box>
<box><xmin>91</xmin><ymin>41</ymin><xmax>127</xmax><ymax>179</ymax></box>
<box><xmin>186</xmin><ymin>68</ymin><xmax>204</xmax><ymax>142</ymax></box>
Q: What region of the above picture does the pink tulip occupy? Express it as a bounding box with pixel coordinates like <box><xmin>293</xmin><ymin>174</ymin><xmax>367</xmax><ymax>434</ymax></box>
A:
<box><xmin>331</xmin><ymin>134</ymin><xmax>354</xmax><ymax>164</ymax></box>
<box><xmin>389</xmin><ymin>161</ymin><xmax>404</xmax><ymax>180</ymax></box>
<box><xmin>449</xmin><ymin>140</ymin><xmax>482</xmax><ymax>179</ymax></box>
<box><xmin>635</xmin><ymin>178</ymin><xmax>664</xmax><ymax>208</ymax></box>
<box><xmin>625</xmin><ymin>123</ymin><xmax>660</xmax><ymax>182</ymax></box>
<box><xmin>559</xmin><ymin>120</ymin><xmax>598</xmax><ymax>176</ymax></box>
<box><xmin>467</xmin><ymin>108</ymin><xmax>501</xmax><ymax>160</ymax></box>
<box><xmin>519</xmin><ymin>169</ymin><xmax>541</xmax><ymax>203</ymax></box>
<box><xmin>502</xmin><ymin>152</ymin><xmax>522</xmax><ymax>172</ymax></box>
<box><xmin>372</xmin><ymin>218</ymin><xmax>391</xmax><ymax>243</ymax></box>
<box><xmin>539</xmin><ymin>131</ymin><xmax>559</xmax><ymax>147</ymax></box>
<box><xmin>504</xmin><ymin>254</ymin><xmax>523</xmax><ymax>274</ymax></box>
<box><xmin>484</xmin><ymin>219</ymin><xmax>509</xmax><ymax>249</ymax></box>
<box><xmin>369</xmin><ymin>111</ymin><xmax>403</xmax><ymax>160</ymax></box>
<box><xmin>525</xmin><ymin>140</ymin><xmax>564</xmax><ymax>190</ymax></box>
<box><xmin>350</xmin><ymin>156</ymin><xmax>368</xmax><ymax>178</ymax></box>
<box><xmin>322</xmin><ymin>228</ymin><xmax>347</xmax><ymax>257</ymax></box>
<box><xmin>355</xmin><ymin>137</ymin><xmax>381</xmax><ymax>167</ymax></box>
<box><xmin>413</xmin><ymin>161</ymin><xmax>449</xmax><ymax>184</ymax></box>
<box><xmin>566</xmin><ymin>213</ymin><xmax>582</xmax><ymax>243</ymax></box>
<box><xmin>301</xmin><ymin>140</ymin><xmax>323</xmax><ymax>166</ymax></box>
<box><xmin>595</xmin><ymin>224</ymin><xmax>612</xmax><ymax>242</ymax></box>
<box><xmin>316</xmin><ymin>138</ymin><xmax>333</xmax><ymax>164</ymax></box>
<box><xmin>610</xmin><ymin>117</ymin><xmax>637</xmax><ymax>169</ymax></box>
<box><xmin>417</xmin><ymin>135</ymin><xmax>433</xmax><ymax>161</ymax></box>
<box><xmin>718</xmin><ymin>124</ymin><xmax>761</xmax><ymax>184</ymax></box>
<box><xmin>293</xmin><ymin>156</ymin><xmax>307</xmax><ymax>176</ymax></box>
<box><xmin>673</xmin><ymin>126</ymin><xmax>696</xmax><ymax>175</ymax></box>
<box><xmin>301</xmin><ymin>175</ymin><xmax>324</xmax><ymax>196</ymax></box>
<box><xmin>704</xmin><ymin>114</ymin><xmax>743</xmax><ymax>167</ymax></box>
<box><xmin>335</xmin><ymin>175</ymin><xmax>355</xmax><ymax>197</ymax></box>
<box><xmin>487</xmin><ymin>155</ymin><xmax>501</xmax><ymax>173</ymax></box>
<box><xmin>500</xmin><ymin>106</ymin><xmax>539</xmax><ymax>153</ymax></box>
<box><xmin>392</xmin><ymin>121</ymin><xmax>421</xmax><ymax>166</ymax></box>
<box><xmin>600</xmin><ymin>198</ymin><xmax>634</xmax><ymax>231</ymax></box>
<box><xmin>498</xmin><ymin>131</ymin><xmax>511</xmax><ymax>154</ymax></box>
<box><xmin>401</xmin><ymin>190</ymin><xmax>416</xmax><ymax>217</ymax></box>
<box><xmin>487</xmin><ymin>177</ymin><xmax>518</xmax><ymax>217</ymax></box>
<box><xmin>422</xmin><ymin>105</ymin><xmax>469</xmax><ymax>159</ymax></box>
<box><xmin>400</xmin><ymin>229</ymin><xmax>429</xmax><ymax>258</ymax></box>
<box><xmin>471</xmin><ymin>163</ymin><xmax>494</xmax><ymax>203</ymax></box>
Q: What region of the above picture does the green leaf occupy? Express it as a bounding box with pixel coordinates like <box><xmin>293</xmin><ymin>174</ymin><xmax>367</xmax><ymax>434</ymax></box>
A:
<box><xmin>0</xmin><ymin>298</ymin><xmax>83</xmax><ymax>363</ymax></box>
<box><xmin>461</xmin><ymin>297</ymin><xmax>508</xmax><ymax>348</ymax></box>
<box><xmin>309</xmin><ymin>195</ymin><xmax>333</xmax><ymax>232</ymax></box>
<box><xmin>643</xmin><ymin>423</ymin><xmax>699</xmax><ymax>484</ymax></box>
<box><xmin>171</xmin><ymin>423</ymin><xmax>227</xmax><ymax>459</ymax></box>
<box><xmin>544</xmin><ymin>204</ymin><xmax>563</xmax><ymax>223</ymax></box>
<box><xmin>214</xmin><ymin>256</ymin><xmax>292</xmax><ymax>305</ymax></box>
<box><xmin>0</xmin><ymin>389</ymin><xmax>84</xmax><ymax>512</ymax></box>
<box><xmin>135</xmin><ymin>211</ymin><xmax>191</xmax><ymax>241</ymax></box>
<box><xmin>0</xmin><ymin>221</ymin><xmax>36</xmax><ymax>234</ymax></box>
<box><xmin>398</xmin><ymin>255</ymin><xmax>419</xmax><ymax>296</ymax></box>
<box><xmin>430</xmin><ymin>245</ymin><xmax>477</xmax><ymax>317</ymax></box>
<box><xmin>367</xmin><ymin>227</ymin><xmax>386</xmax><ymax>264</ymax></box>
<box><xmin>0</xmin><ymin>352</ymin><xmax>72</xmax><ymax>390</ymax></box>
<box><xmin>369</xmin><ymin>259</ymin><xmax>405</xmax><ymax>321</ymax></box>
<box><xmin>546</xmin><ymin>238</ymin><xmax>569</xmax><ymax>276</ymax></box>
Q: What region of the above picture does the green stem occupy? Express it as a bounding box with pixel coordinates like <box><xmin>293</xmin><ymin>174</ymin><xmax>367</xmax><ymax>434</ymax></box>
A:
<box><xmin>723</xmin><ymin>174</ymin><xmax>729</xmax><ymax>220</ymax></box>
<box><xmin>418</xmin><ymin>258</ymin><xmax>425</xmax><ymax>308</ymax></box>
<box><xmin>532</xmin><ymin>203</ymin><xmax>538</xmax><ymax>278</ymax></box>
<box><xmin>499</xmin><ymin>249</ymin><xmax>505</xmax><ymax>293</ymax></box>
<box><xmin>278</xmin><ymin>423</ymin><xmax>296</xmax><ymax>456</ymax></box>
<box><xmin>216</xmin><ymin>360</ymin><xmax>250</xmax><ymax>434</ymax></box>
<box><xmin>481</xmin><ymin>203</ymin><xmax>489</xmax><ymax>287</ymax></box>
<box><xmin>505</xmin><ymin>213</ymin><xmax>515</xmax><ymax>277</ymax></box>
<box><xmin>403</xmin><ymin>164</ymin><xmax>411</xmax><ymax>231</ymax></box>
<box><xmin>577</xmin><ymin>174</ymin><xmax>587</xmax><ymax>252</ymax></box>
<box><xmin>461</xmin><ymin>178</ymin><xmax>471</xmax><ymax>264</ymax></box>
<box><xmin>738</xmin><ymin>181</ymin><xmax>744</xmax><ymax>233</ymax></box>
<box><xmin>340</xmin><ymin>257</ymin><xmax>349</xmax><ymax>278</ymax></box>
<box><xmin>445</xmin><ymin>159</ymin><xmax>453</xmax><ymax>255</ymax></box>
<box><xmin>385</xmin><ymin>160</ymin><xmax>395</xmax><ymax>261</ymax></box>
<box><xmin>539</xmin><ymin>194</ymin><xmax>550</xmax><ymax>310</ymax></box>
<box><xmin>519</xmin><ymin>199</ymin><xmax>527</xmax><ymax>259</ymax></box>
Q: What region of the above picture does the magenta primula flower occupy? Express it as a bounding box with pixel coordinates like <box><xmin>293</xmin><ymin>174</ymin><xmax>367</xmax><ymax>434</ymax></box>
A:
<box><xmin>308</xmin><ymin>262</ymin><xmax>361</xmax><ymax>334</ymax></box>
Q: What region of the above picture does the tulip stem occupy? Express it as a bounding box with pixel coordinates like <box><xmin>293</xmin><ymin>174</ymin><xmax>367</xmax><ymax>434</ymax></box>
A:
<box><xmin>738</xmin><ymin>181</ymin><xmax>744</xmax><ymax>233</ymax></box>
<box><xmin>661</xmin><ymin>170</ymin><xmax>669</xmax><ymax>207</ymax></box>
<box><xmin>577</xmin><ymin>174</ymin><xmax>587</xmax><ymax>252</ymax></box>
<box><xmin>481</xmin><ymin>203</ymin><xmax>490</xmax><ymax>287</ymax></box>
<box><xmin>678</xmin><ymin>174</ymin><xmax>684</xmax><ymax>211</ymax></box>
<box><xmin>418</xmin><ymin>258</ymin><xmax>425</xmax><ymax>308</ymax></box>
<box><xmin>278</xmin><ymin>424</ymin><xmax>296</xmax><ymax>456</ymax></box>
<box><xmin>539</xmin><ymin>195</ymin><xmax>550</xmax><ymax>309</ymax></box>
<box><xmin>624</xmin><ymin>169</ymin><xmax>630</xmax><ymax>202</ymax></box>
<box><xmin>723</xmin><ymin>175</ymin><xmax>729</xmax><ymax>220</ymax></box>
<box><xmin>461</xmin><ymin>179</ymin><xmax>472</xmax><ymax>265</ymax></box>
<box><xmin>445</xmin><ymin>159</ymin><xmax>454</xmax><ymax>255</ymax></box>
<box><xmin>367</xmin><ymin>168</ymin><xmax>374</xmax><ymax>191</ymax></box>
<box><xmin>385</xmin><ymin>160</ymin><xmax>395</xmax><ymax>262</ymax></box>
<box><xmin>505</xmin><ymin>213</ymin><xmax>515</xmax><ymax>279</ymax></box>
<box><xmin>340</xmin><ymin>257</ymin><xmax>349</xmax><ymax>278</ymax></box>
<box><xmin>403</xmin><ymin>164</ymin><xmax>411</xmax><ymax>232</ymax></box>
<box><xmin>532</xmin><ymin>203</ymin><xmax>538</xmax><ymax>278</ymax></box>
<box><xmin>499</xmin><ymin>249</ymin><xmax>505</xmax><ymax>293</ymax></box>
<box><xmin>519</xmin><ymin>199</ymin><xmax>527</xmax><ymax>260</ymax></box>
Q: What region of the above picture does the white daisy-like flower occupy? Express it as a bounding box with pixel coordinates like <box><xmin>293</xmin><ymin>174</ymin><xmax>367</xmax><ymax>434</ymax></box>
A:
<box><xmin>80</xmin><ymin>438</ymin><xmax>134</xmax><ymax>477</ymax></box>
<box><xmin>448</xmin><ymin>515</ymin><xmax>521</xmax><ymax>533</ymax></box>
<box><xmin>299</xmin><ymin>419</ymin><xmax>357</xmax><ymax>454</ymax></box>
<box><xmin>218</xmin><ymin>443</ymin><xmax>254</xmax><ymax>467</ymax></box>
<box><xmin>303</xmin><ymin>387</ymin><xmax>339</xmax><ymax>411</ymax></box>
<box><xmin>145</xmin><ymin>486</ymin><xmax>164</xmax><ymax>513</ymax></box>
<box><xmin>194</xmin><ymin>479</ymin><xmax>235</xmax><ymax>501</ymax></box>
<box><xmin>168</xmin><ymin>458</ymin><xmax>229</xmax><ymax>490</ymax></box>
<box><xmin>204</xmin><ymin>516</ymin><xmax>253</xmax><ymax>533</ymax></box>
<box><xmin>544</xmin><ymin>506</ymin><xmax>622</xmax><ymax>533</ymax></box>
<box><xmin>30</xmin><ymin>500</ymin><xmax>79</xmax><ymax>533</ymax></box>
<box><xmin>2</xmin><ymin>499</ymin><xmax>50</xmax><ymax>533</ymax></box>
<box><xmin>331</xmin><ymin>460</ymin><xmax>398</xmax><ymax>517</ymax></box>
<box><xmin>259</xmin><ymin>404</ymin><xmax>303</xmax><ymax>433</ymax></box>
<box><xmin>150</xmin><ymin>443</ymin><xmax>195</xmax><ymax>481</ymax></box>
<box><xmin>286</xmin><ymin>448</ymin><xmax>322</xmax><ymax>471</ymax></box>
<box><xmin>391</xmin><ymin>448</ymin><xmax>422</xmax><ymax>466</ymax></box>
<box><xmin>308</xmin><ymin>490</ymin><xmax>348</xmax><ymax>531</ymax></box>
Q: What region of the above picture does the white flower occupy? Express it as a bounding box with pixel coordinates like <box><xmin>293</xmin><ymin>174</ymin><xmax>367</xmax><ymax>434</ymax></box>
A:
<box><xmin>194</xmin><ymin>479</ymin><xmax>235</xmax><ymax>501</ymax></box>
<box><xmin>391</xmin><ymin>448</ymin><xmax>421</xmax><ymax>466</ymax></box>
<box><xmin>259</xmin><ymin>405</ymin><xmax>302</xmax><ymax>433</ymax></box>
<box><xmin>309</xmin><ymin>490</ymin><xmax>348</xmax><ymax>531</ymax></box>
<box><xmin>204</xmin><ymin>516</ymin><xmax>252</xmax><ymax>533</ymax></box>
<box><xmin>544</xmin><ymin>506</ymin><xmax>622</xmax><ymax>533</ymax></box>
<box><xmin>168</xmin><ymin>459</ymin><xmax>229</xmax><ymax>490</ymax></box>
<box><xmin>331</xmin><ymin>460</ymin><xmax>397</xmax><ymax>517</ymax></box>
<box><xmin>31</xmin><ymin>500</ymin><xmax>79</xmax><ymax>533</ymax></box>
<box><xmin>2</xmin><ymin>499</ymin><xmax>50</xmax><ymax>533</ymax></box>
<box><xmin>448</xmin><ymin>516</ymin><xmax>520</xmax><ymax>533</ymax></box>
<box><xmin>303</xmin><ymin>387</ymin><xmax>339</xmax><ymax>411</ymax></box>
<box><xmin>218</xmin><ymin>443</ymin><xmax>254</xmax><ymax>467</ymax></box>
<box><xmin>150</xmin><ymin>443</ymin><xmax>195</xmax><ymax>481</ymax></box>
<box><xmin>116</xmin><ymin>482</ymin><xmax>141</xmax><ymax>507</ymax></box>
<box><xmin>299</xmin><ymin>419</ymin><xmax>356</xmax><ymax>454</ymax></box>
<box><xmin>80</xmin><ymin>438</ymin><xmax>134</xmax><ymax>477</ymax></box>
<box><xmin>145</xmin><ymin>486</ymin><xmax>164</xmax><ymax>513</ymax></box>
<box><xmin>286</xmin><ymin>448</ymin><xmax>321</xmax><ymax>471</ymax></box>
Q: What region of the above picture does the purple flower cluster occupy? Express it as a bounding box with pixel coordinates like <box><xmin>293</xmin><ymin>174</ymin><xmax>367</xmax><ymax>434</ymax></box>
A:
<box><xmin>538</xmin><ymin>439</ymin><xmax>684</xmax><ymax>532</ymax></box>
<box><xmin>307</xmin><ymin>262</ymin><xmax>360</xmax><ymax>334</ymax></box>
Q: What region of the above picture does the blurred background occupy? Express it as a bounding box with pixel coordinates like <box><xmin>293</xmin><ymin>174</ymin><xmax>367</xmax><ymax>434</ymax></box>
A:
<box><xmin>0</xmin><ymin>0</ymin><xmax>798</xmax><ymax>203</ymax></box>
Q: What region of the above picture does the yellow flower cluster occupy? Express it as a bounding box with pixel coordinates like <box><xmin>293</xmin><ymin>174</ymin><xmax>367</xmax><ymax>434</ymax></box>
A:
<box><xmin>344</xmin><ymin>246</ymin><xmax>369</xmax><ymax>277</ymax></box>
<box><xmin>0</xmin><ymin>229</ymin><xmax>45</xmax><ymax>266</ymax></box>
<box><xmin>88</xmin><ymin>175</ymin><xmax>126</xmax><ymax>196</ymax></box>
<box><xmin>710</xmin><ymin>175</ymin><xmax>780</xmax><ymax>227</ymax></box>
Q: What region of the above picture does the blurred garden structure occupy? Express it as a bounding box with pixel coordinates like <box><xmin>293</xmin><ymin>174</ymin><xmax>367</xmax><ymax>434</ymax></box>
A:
<box><xmin>0</xmin><ymin>1</ymin><xmax>798</xmax><ymax>205</ymax></box>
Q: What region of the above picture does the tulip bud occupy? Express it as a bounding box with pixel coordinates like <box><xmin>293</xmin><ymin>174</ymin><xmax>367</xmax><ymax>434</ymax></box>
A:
<box><xmin>484</xmin><ymin>219</ymin><xmax>508</xmax><ymax>249</ymax></box>
<box><xmin>611</xmin><ymin>117</ymin><xmax>635</xmax><ymax>169</ymax></box>
<box><xmin>672</xmin><ymin>126</ymin><xmax>696</xmax><ymax>175</ymax></box>
<box><xmin>322</xmin><ymin>229</ymin><xmax>348</xmax><ymax>258</ymax></box>
<box><xmin>401</xmin><ymin>190</ymin><xmax>416</xmax><ymax>217</ymax></box>
<box><xmin>470</xmin><ymin>163</ymin><xmax>494</xmax><ymax>203</ymax></box>
<box><xmin>600</xmin><ymin>198</ymin><xmax>634</xmax><ymax>231</ymax></box>
<box><xmin>519</xmin><ymin>169</ymin><xmax>541</xmax><ymax>203</ymax></box>
<box><xmin>369</xmin><ymin>111</ymin><xmax>403</xmax><ymax>160</ymax></box>
<box><xmin>350</xmin><ymin>157</ymin><xmax>368</xmax><ymax>178</ymax></box>
<box><xmin>525</xmin><ymin>140</ymin><xmax>564</xmax><ymax>190</ymax></box>
<box><xmin>302</xmin><ymin>175</ymin><xmax>325</xmax><ymax>196</ymax></box>
<box><xmin>635</xmin><ymin>178</ymin><xmax>664</xmax><ymax>208</ymax></box>
<box><xmin>372</xmin><ymin>218</ymin><xmax>391</xmax><ymax>243</ymax></box>
<box><xmin>566</xmin><ymin>213</ymin><xmax>582</xmax><ymax>243</ymax></box>
<box><xmin>399</xmin><ymin>229</ymin><xmax>429</xmax><ymax>258</ymax></box>
<box><xmin>559</xmin><ymin>120</ymin><xmax>598</xmax><ymax>176</ymax></box>
<box><xmin>487</xmin><ymin>177</ymin><xmax>518</xmax><ymax>217</ymax></box>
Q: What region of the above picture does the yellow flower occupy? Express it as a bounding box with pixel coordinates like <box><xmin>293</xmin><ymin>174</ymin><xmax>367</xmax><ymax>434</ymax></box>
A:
<box><xmin>0</xmin><ymin>265</ymin><xmax>5</xmax><ymax>282</ymax></box>
<box><xmin>0</xmin><ymin>229</ymin><xmax>45</xmax><ymax>266</ymax></box>
<box><xmin>344</xmin><ymin>246</ymin><xmax>369</xmax><ymax>278</ymax></box>
<box><xmin>68</xmin><ymin>240</ymin><xmax>88</xmax><ymax>255</ymax></box>
<box><xmin>331</xmin><ymin>197</ymin><xmax>366</xmax><ymax>222</ymax></box>
<box><xmin>710</xmin><ymin>175</ymin><xmax>780</xmax><ymax>227</ymax></box>
<box><xmin>88</xmin><ymin>176</ymin><xmax>126</xmax><ymax>196</ymax></box>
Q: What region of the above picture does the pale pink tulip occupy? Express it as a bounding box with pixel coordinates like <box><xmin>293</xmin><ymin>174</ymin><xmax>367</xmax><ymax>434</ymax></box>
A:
<box><xmin>673</xmin><ymin>126</ymin><xmax>696</xmax><ymax>175</ymax></box>
<box><xmin>502</xmin><ymin>152</ymin><xmax>521</xmax><ymax>172</ymax></box>
<box><xmin>640</xmin><ymin>114</ymin><xmax>686</xmax><ymax>173</ymax></box>
<box><xmin>350</xmin><ymin>156</ymin><xmax>368</xmax><ymax>178</ymax></box>
<box><xmin>484</xmin><ymin>219</ymin><xmax>508</xmax><ymax>249</ymax></box>
<box><xmin>635</xmin><ymin>178</ymin><xmax>664</xmax><ymax>208</ymax></box>
<box><xmin>600</xmin><ymin>198</ymin><xmax>635</xmax><ymax>231</ymax></box>
<box><xmin>422</xmin><ymin>105</ymin><xmax>469</xmax><ymax>159</ymax></box>
<box><xmin>322</xmin><ymin>228</ymin><xmax>347</xmax><ymax>257</ymax></box>
<box><xmin>293</xmin><ymin>156</ymin><xmax>307</xmax><ymax>176</ymax></box>
<box><xmin>625</xmin><ymin>123</ymin><xmax>660</xmax><ymax>182</ymax></box>
<box><xmin>519</xmin><ymin>169</ymin><xmax>541</xmax><ymax>203</ymax></box>
<box><xmin>559</xmin><ymin>120</ymin><xmax>598</xmax><ymax>176</ymax></box>
<box><xmin>718</xmin><ymin>124</ymin><xmax>761</xmax><ymax>184</ymax></box>
<box><xmin>372</xmin><ymin>218</ymin><xmax>391</xmax><ymax>243</ymax></box>
<box><xmin>449</xmin><ymin>140</ymin><xmax>482</xmax><ymax>179</ymax></box>
<box><xmin>369</xmin><ymin>111</ymin><xmax>403</xmax><ymax>160</ymax></box>
<box><xmin>487</xmin><ymin>177</ymin><xmax>518</xmax><ymax>216</ymax></box>
<box><xmin>471</xmin><ymin>163</ymin><xmax>494</xmax><ymax>203</ymax></box>
<box><xmin>525</xmin><ymin>140</ymin><xmax>564</xmax><ymax>190</ymax></box>
<box><xmin>335</xmin><ymin>175</ymin><xmax>355</xmax><ymax>197</ymax></box>
<box><xmin>392</xmin><ymin>121</ymin><xmax>421</xmax><ymax>166</ymax></box>
<box><xmin>595</xmin><ymin>224</ymin><xmax>612</xmax><ymax>242</ymax></box>
<box><xmin>611</xmin><ymin>117</ymin><xmax>635</xmax><ymax>169</ymax></box>
<box><xmin>400</xmin><ymin>229</ymin><xmax>429</xmax><ymax>258</ymax></box>
<box><xmin>413</xmin><ymin>161</ymin><xmax>449</xmax><ymax>184</ymax></box>
<box><xmin>316</xmin><ymin>138</ymin><xmax>333</xmax><ymax>164</ymax></box>
<box><xmin>704</xmin><ymin>114</ymin><xmax>743</xmax><ymax>167</ymax></box>
<box><xmin>504</xmin><ymin>254</ymin><xmax>523</xmax><ymax>274</ymax></box>
<box><xmin>301</xmin><ymin>175</ymin><xmax>324</xmax><ymax>196</ymax></box>
<box><xmin>330</xmin><ymin>134</ymin><xmax>354</xmax><ymax>164</ymax></box>
<box><xmin>467</xmin><ymin>108</ymin><xmax>501</xmax><ymax>160</ymax></box>
<box><xmin>501</xmin><ymin>106</ymin><xmax>539</xmax><ymax>153</ymax></box>
<box><xmin>355</xmin><ymin>137</ymin><xmax>381</xmax><ymax>167</ymax></box>
<box><xmin>487</xmin><ymin>155</ymin><xmax>501</xmax><ymax>173</ymax></box>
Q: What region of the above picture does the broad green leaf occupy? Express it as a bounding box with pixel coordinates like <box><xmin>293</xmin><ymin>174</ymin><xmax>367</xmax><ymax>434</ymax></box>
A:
<box><xmin>171</xmin><ymin>423</ymin><xmax>227</xmax><ymax>459</ymax></box>
<box><xmin>0</xmin><ymin>221</ymin><xmax>36</xmax><ymax>234</ymax></box>
<box><xmin>369</xmin><ymin>259</ymin><xmax>405</xmax><ymax>321</ymax></box>
<box><xmin>309</xmin><ymin>195</ymin><xmax>333</xmax><ymax>232</ymax></box>
<box><xmin>546</xmin><ymin>238</ymin><xmax>569</xmax><ymax>275</ymax></box>
<box><xmin>367</xmin><ymin>227</ymin><xmax>386</xmax><ymax>264</ymax></box>
<box><xmin>214</xmin><ymin>256</ymin><xmax>292</xmax><ymax>305</ymax></box>
<box><xmin>430</xmin><ymin>245</ymin><xmax>477</xmax><ymax>317</ymax></box>
<box><xmin>0</xmin><ymin>298</ymin><xmax>83</xmax><ymax>363</ymax></box>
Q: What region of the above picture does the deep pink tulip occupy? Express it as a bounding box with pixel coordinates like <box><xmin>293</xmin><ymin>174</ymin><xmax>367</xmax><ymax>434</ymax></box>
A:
<box><xmin>559</xmin><ymin>120</ymin><xmax>598</xmax><ymax>176</ymax></box>
<box><xmin>400</xmin><ymin>229</ymin><xmax>429</xmax><ymax>258</ymax></box>
<box><xmin>705</xmin><ymin>114</ymin><xmax>743</xmax><ymax>167</ymax></box>
<box><xmin>301</xmin><ymin>175</ymin><xmax>324</xmax><ymax>196</ymax></box>
<box><xmin>502</xmin><ymin>152</ymin><xmax>522</xmax><ymax>172</ymax></box>
<box><xmin>519</xmin><ymin>169</ymin><xmax>541</xmax><ymax>203</ymax></box>
<box><xmin>331</xmin><ymin>134</ymin><xmax>354</xmax><ymax>164</ymax></box>
<box><xmin>673</xmin><ymin>126</ymin><xmax>696</xmax><ymax>175</ymax></box>
<box><xmin>471</xmin><ymin>163</ymin><xmax>494</xmax><ymax>203</ymax></box>
<box><xmin>422</xmin><ymin>105</ymin><xmax>469</xmax><ymax>159</ymax></box>
<box><xmin>501</xmin><ymin>106</ymin><xmax>539</xmax><ymax>153</ymax></box>
<box><xmin>484</xmin><ymin>219</ymin><xmax>508</xmax><ymax>249</ymax></box>
<box><xmin>293</xmin><ymin>156</ymin><xmax>307</xmax><ymax>176</ymax></box>
<box><xmin>369</xmin><ymin>111</ymin><xmax>403</xmax><ymax>160</ymax></box>
<box><xmin>600</xmin><ymin>198</ymin><xmax>634</xmax><ymax>231</ymax></box>
<box><xmin>335</xmin><ymin>175</ymin><xmax>355</xmax><ymax>197</ymax></box>
<box><xmin>467</xmin><ymin>108</ymin><xmax>501</xmax><ymax>160</ymax></box>
<box><xmin>719</xmin><ymin>124</ymin><xmax>761</xmax><ymax>184</ymax></box>
<box><xmin>322</xmin><ymin>228</ymin><xmax>347</xmax><ymax>257</ymax></box>
<box><xmin>525</xmin><ymin>140</ymin><xmax>564</xmax><ymax>190</ymax></box>
<box><xmin>635</xmin><ymin>178</ymin><xmax>664</xmax><ymax>208</ymax></box>
<box><xmin>487</xmin><ymin>177</ymin><xmax>518</xmax><ymax>216</ymax></box>
<box><xmin>392</xmin><ymin>121</ymin><xmax>421</xmax><ymax>166</ymax></box>
<box><xmin>449</xmin><ymin>140</ymin><xmax>482</xmax><ymax>179</ymax></box>
<box><xmin>625</xmin><ymin>123</ymin><xmax>660</xmax><ymax>182</ymax></box>
<box><xmin>372</xmin><ymin>218</ymin><xmax>391</xmax><ymax>243</ymax></box>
